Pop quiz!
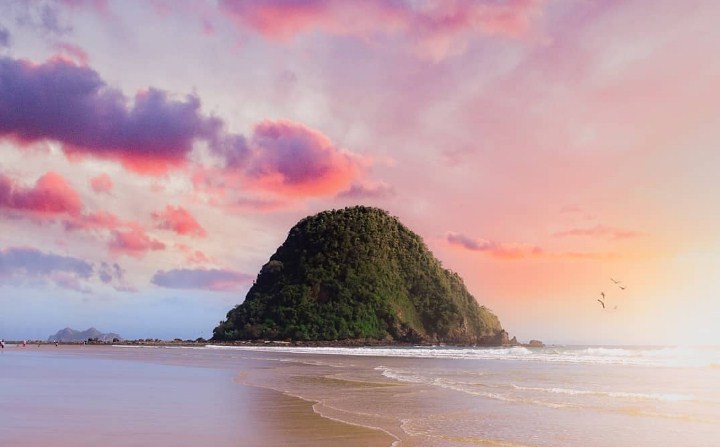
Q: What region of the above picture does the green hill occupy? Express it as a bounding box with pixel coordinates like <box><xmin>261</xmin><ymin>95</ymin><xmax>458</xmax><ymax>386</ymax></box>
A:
<box><xmin>213</xmin><ymin>206</ymin><xmax>508</xmax><ymax>345</ymax></box>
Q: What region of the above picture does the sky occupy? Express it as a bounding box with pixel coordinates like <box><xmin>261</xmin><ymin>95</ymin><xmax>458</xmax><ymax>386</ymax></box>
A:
<box><xmin>1</xmin><ymin>0</ymin><xmax>719</xmax><ymax>345</ymax></box>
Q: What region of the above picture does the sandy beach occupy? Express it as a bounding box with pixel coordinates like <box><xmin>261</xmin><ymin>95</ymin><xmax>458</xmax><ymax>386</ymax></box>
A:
<box><xmin>2</xmin><ymin>343</ymin><xmax>718</xmax><ymax>447</ymax></box>
<box><xmin>0</xmin><ymin>345</ymin><xmax>394</xmax><ymax>447</ymax></box>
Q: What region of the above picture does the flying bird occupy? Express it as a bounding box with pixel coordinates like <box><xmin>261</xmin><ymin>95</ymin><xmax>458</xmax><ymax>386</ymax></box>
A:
<box><xmin>597</xmin><ymin>299</ymin><xmax>606</xmax><ymax>309</ymax></box>
<box><xmin>611</xmin><ymin>278</ymin><xmax>622</xmax><ymax>284</ymax></box>
<box><xmin>618</xmin><ymin>285</ymin><xmax>626</xmax><ymax>290</ymax></box>
<box><xmin>601</xmin><ymin>292</ymin><xmax>605</xmax><ymax>299</ymax></box>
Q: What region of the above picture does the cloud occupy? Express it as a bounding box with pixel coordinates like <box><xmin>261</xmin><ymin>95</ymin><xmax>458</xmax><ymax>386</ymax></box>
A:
<box><xmin>97</xmin><ymin>261</ymin><xmax>135</xmax><ymax>292</ymax></box>
<box><xmin>0</xmin><ymin>57</ymin><xmax>370</xmax><ymax>193</ymax></box>
<box><xmin>446</xmin><ymin>232</ymin><xmax>617</xmax><ymax>261</ymax></box>
<box><xmin>0</xmin><ymin>246</ymin><xmax>93</xmax><ymax>290</ymax></box>
<box><xmin>0</xmin><ymin>171</ymin><xmax>82</xmax><ymax>216</ymax></box>
<box><xmin>63</xmin><ymin>210</ymin><xmax>123</xmax><ymax>231</ymax></box>
<box><xmin>219</xmin><ymin>0</ymin><xmax>545</xmax><ymax>60</ymax></box>
<box><xmin>553</xmin><ymin>225</ymin><xmax>642</xmax><ymax>240</ymax></box>
<box><xmin>0</xmin><ymin>57</ymin><xmax>214</xmax><ymax>174</ymax></box>
<box><xmin>446</xmin><ymin>232</ymin><xmax>543</xmax><ymax>260</ymax></box>
<box><xmin>0</xmin><ymin>246</ymin><xmax>92</xmax><ymax>277</ymax></box>
<box><xmin>151</xmin><ymin>268</ymin><xmax>253</xmax><ymax>291</ymax></box>
<box><xmin>0</xmin><ymin>26</ymin><xmax>9</xmax><ymax>48</ymax></box>
<box><xmin>0</xmin><ymin>246</ymin><xmax>138</xmax><ymax>292</ymax></box>
<box><xmin>10</xmin><ymin>2</ymin><xmax>73</xmax><ymax>35</ymax></box>
<box><xmin>337</xmin><ymin>181</ymin><xmax>395</xmax><ymax>199</ymax></box>
<box><xmin>246</xmin><ymin>120</ymin><xmax>365</xmax><ymax>196</ymax></box>
<box><xmin>62</xmin><ymin>210</ymin><xmax>166</xmax><ymax>260</ymax></box>
<box><xmin>229</xmin><ymin>196</ymin><xmax>289</xmax><ymax>212</ymax></box>
<box><xmin>152</xmin><ymin>205</ymin><xmax>207</xmax><ymax>237</ymax></box>
<box><xmin>89</xmin><ymin>173</ymin><xmax>113</xmax><ymax>194</ymax></box>
<box><xmin>175</xmin><ymin>243</ymin><xmax>213</xmax><ymax>264</ymax></box>
<box><xmin>53</xmin><ymin>42</ymin><xmax>89</xmax><ymax>64</ymax></box>
<box><xmin>109</xmin><ymin>228</ymin><xmax>165</xmax><ymax>258</ymax></box>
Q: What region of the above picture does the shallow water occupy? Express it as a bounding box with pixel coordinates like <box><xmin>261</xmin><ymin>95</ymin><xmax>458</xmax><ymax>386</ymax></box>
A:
<box><xmin>220</xmin><ymin>344</ymin><xmax>720</xmax><ymax>447</ymax></box>
<box><xmin>1</xmin><ymin>345</ymin><xmax>718</xmax><ymax>447</ymax></box>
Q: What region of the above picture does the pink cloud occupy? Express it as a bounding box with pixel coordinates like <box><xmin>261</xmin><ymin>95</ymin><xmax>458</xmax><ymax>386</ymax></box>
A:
<box><xmin>0</xmin><ymin>171</ymin><xmax>82</xmax><ymax>216</ymax></box>
<box><xmin>109</xmin><ymin>227</ymin><xmax>165</xmax><ymax>258</ymax></box>
<box><xmin>175</xmin><ymin>243</ymin><xmax>213</xmax><ymax>264</ymax></box>
<box><xmin>446</xmin><ymin>232</ymin><xmax>618</xmax><ymax>261</ymax></box>
<box><xmin>152</xmin><ymin>205</ymin><xmax>207</xmax><ymax>237</ymax></box>
<box><xmin>218</xmin><ymin>0</ymin><xmax>380</xmax><ymax>40</ymax></box>
<box><xmin>219</xmin><ymin>0</ymin><xmax>544</xmax><ymax>59</ymax></box>
<box><xmin>89</xmin><ymin>173</ymin><xmax>113</xmax><ymax>194</ymax></box>
<box><xmin>553</xmin><ymin>225</ymin><xmax>642</xmax><ymax>240</ymax></box>
<box><xmin>446</xmin><ymin>231</ymin><xmax>543</xmax><ymax>260</ymax></box>
<box><xmin>53</xmin><ymin>42</ymin><xmax>89</xmax><ymax>64</ymax></box>
<box><xmin>246</xmin><ymin>120</ymin><xmax>365</xmax><ymax>196</ymax></box>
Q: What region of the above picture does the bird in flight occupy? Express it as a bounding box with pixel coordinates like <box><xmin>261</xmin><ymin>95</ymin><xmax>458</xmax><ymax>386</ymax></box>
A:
<box><xmin>597</xmin><ymin>299</ymin><xmax>606</xmax><ymax>309</ymax></box>
<box><xmin>601</xmin><ymin>291</ymin><xmax>606</xmax><ymax>299</ymax></box>
<box><xmin>611</xmin><ymin>278</ymin><xmax>626</xmax><ymax>290</ymax></box>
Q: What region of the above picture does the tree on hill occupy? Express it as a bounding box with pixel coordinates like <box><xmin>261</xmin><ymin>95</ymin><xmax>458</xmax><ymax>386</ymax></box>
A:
<box><xmin>213</xmin><ymin>206</ymin><xmax>505</xmax><ymax>345</ymax></box>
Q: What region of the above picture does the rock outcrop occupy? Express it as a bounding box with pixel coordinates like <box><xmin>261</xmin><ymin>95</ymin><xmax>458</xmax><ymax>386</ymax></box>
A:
<box><xmin>213</xmin><ymin>206</ymin><xmax>508</xmax><ymax>345</ymax></box>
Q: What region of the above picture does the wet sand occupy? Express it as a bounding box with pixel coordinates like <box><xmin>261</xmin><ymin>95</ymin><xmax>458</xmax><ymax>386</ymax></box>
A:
<box><xmin>0</xmin><ymin>345</ymin><xmax>394</xmax><ymax>447</ymax></box>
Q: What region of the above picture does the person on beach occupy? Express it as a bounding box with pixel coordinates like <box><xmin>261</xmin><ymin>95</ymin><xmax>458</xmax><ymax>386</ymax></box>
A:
<box><xmin>1</xmin><ymin>339</ymin><xmax>5</xmax><ymax>349</ymax></box>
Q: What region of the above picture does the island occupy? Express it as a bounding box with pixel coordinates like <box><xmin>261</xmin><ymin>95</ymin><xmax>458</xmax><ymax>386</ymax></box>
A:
<box><xmin>48</xmin><ymin>327</ymin><xmax>122</xmax><ymax>343</ymax></box>
<box><xmin>213</xmin><ymin>206</ymin><xmax>518</xmax><ymax>346</ymax></box>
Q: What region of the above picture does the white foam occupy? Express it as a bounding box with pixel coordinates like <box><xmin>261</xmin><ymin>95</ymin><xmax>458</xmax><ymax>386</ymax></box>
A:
<box><xmin>509</xmin><ymin>384</ymin><xmax>693</xmax><ymax>402</ymax></box>
<box><xmin>205</xmin><ymin>344</ymin><xmax>720</xmax><ymax>367</ymax></box>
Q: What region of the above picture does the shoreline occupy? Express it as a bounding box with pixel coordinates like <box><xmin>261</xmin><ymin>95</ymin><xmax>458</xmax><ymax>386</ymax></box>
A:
<box><xmin>232</xmin><ymin>380</ymin><xmax>397</xmax><ymax>447</ymax></box>
<box><xmin>1</xmin><ymin>344</ymin><xmax>397</xmax><ymax>447</ymax></box>
<box><xmin>6</xmin><ymin>336</ymin><xmax>542</xmax><ymax>349</ymax></box>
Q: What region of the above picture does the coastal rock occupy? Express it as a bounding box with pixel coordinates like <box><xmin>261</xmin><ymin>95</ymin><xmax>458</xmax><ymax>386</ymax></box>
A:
<box><xmin>213</xmin><ymin>206</ymin><xmax>509</xmax><ymax>345</ymax></box>
<box><xmin>526</xmin><ymin>339</ymin><xmax>545</xmax><ymax>347</ymax></box>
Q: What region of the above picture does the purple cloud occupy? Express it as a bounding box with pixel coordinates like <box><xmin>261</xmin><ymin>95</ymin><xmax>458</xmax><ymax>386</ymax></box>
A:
<box><xmin>0</xmin><ymin>26</ymin><xmax>9</xmax><ymax>47</ymax></box>
<box><xmin>0</xmin><ymin>246</ymin><xmax>95</xmax><ymax>291</ymax></box>
<box><xmin>98</xmin><ymin>261</ymin><xmax>135</xmax><ymax>292</ymax></box>
<box><xmin>446</xmin><ymin>232</ymin><xmax>543</xmax><ymax>260</ymax></box>
<box><xmin>151</xmin><ymin>268</ymin><xmax>253</xmax><ymax>291</ymax></box>
<box><xmin>0</xmin><ymin>57</ymin><xmax>217</xmax><ymax>174</ymax></box>
<box><xmin>0</xmin><ymin>246</ymin><xmax>93</xmax><ymax>278</ymax></box>
<box><xmin>244</xmin><ymin>120</ymin><xmax>365</xmax><ymax>196</ymax></box>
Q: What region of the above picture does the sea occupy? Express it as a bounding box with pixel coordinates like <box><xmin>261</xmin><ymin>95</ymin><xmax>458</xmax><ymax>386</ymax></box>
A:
<box><xmin>1</xmin><ymin>344</ymin><xmax>718</xmax><ymax>447</ymax></box>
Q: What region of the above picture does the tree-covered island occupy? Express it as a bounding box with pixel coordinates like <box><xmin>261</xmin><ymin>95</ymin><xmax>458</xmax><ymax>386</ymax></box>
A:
<box><xmin>213</xmin><ymin>206</ymin><xmax>514</xmax><ymax>345</ymax></box>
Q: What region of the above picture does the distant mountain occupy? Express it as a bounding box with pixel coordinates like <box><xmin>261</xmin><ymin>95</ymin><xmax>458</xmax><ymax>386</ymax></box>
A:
<box><xmin>48</xmin><ymin>327</ymin><xmax>121</xmax><ymax>342</ymax></box>
<box><xmin>213</xmin><ymin>206</ymin><xmax>508</xmax><ymax>345</ymax></box>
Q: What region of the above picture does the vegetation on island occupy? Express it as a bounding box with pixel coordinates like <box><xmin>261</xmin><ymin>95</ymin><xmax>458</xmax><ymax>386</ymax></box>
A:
<box><xmin>213</xmin><ymin>206</ymin><xmax>505</xmax><ymax>344</ymax></box>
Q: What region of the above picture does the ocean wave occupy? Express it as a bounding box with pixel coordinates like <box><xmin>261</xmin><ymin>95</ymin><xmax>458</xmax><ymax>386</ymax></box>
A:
<box><xmin>376</xmin><ymin>366</ymin><xmax>571</xmax><ymax>409</ymax></box>
<box><xmin>509</xmin><ymin>384</ymin><xmax>693</xmax><ymax>402</ymax></box>
<box><xmin>205</xmin><ymin>344</ymin><xmax>720</xmax><ymax>368</ymax></box>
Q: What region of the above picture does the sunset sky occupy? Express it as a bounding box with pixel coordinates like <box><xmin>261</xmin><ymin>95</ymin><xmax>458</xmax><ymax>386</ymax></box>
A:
<box><xmin>1</xmin><ymin>0</ymin><xmax>719</xmax><ymax>345</ymax></box>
